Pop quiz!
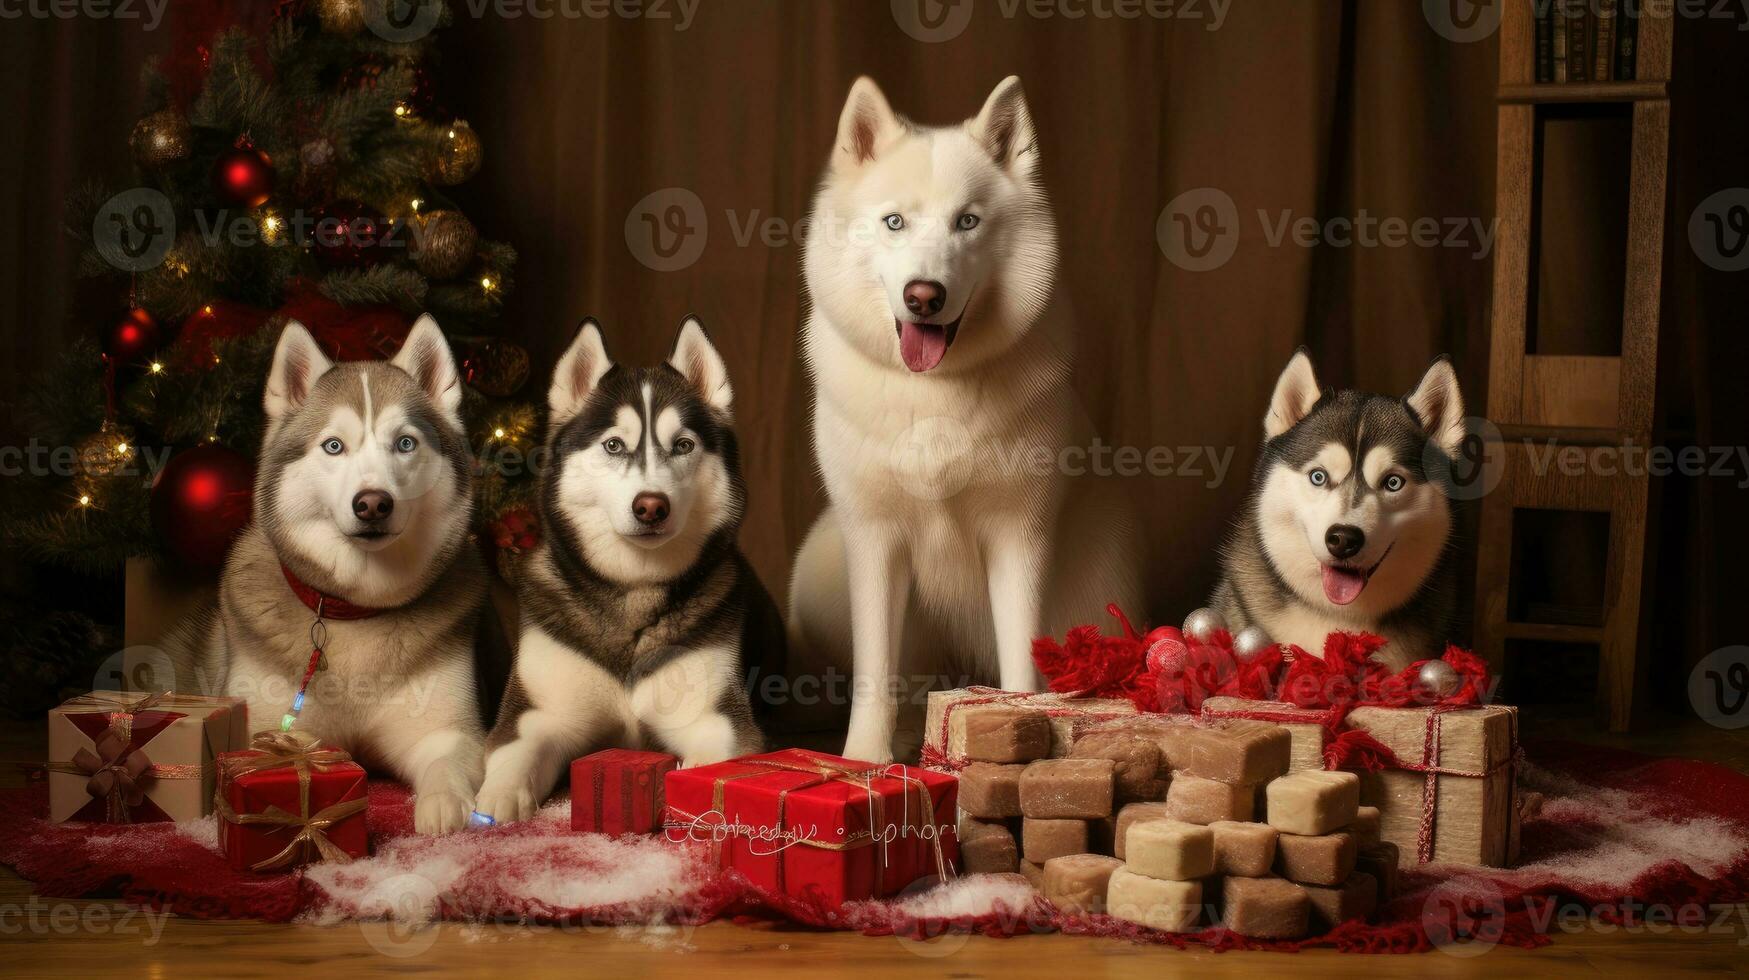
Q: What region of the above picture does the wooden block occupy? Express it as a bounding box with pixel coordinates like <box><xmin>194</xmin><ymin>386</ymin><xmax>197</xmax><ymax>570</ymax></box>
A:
<box><xmin>1348</xmin><ymin>805</ymin><xmax>1381</xmax><ymax>845</ymax></box>
<box><xmin>1041</xmin><ymin>854</ymin><xmax>1124</xmax><ymax>916</ymax></box>
<box><xmin>924</xmin><ymin>690</ymin><xmax>1138</xmax><ymax>767</ymax></box>
<box><xmin>1200</xmin><ymin>697</ymin><xmax>1327</xmax><ymax>772</ymax></box>
<box><xmin>1275</xmin><ymin>831</ymin><xmax>1358</xmax><ymax>886</ymax></box>
<box><xmin>1209</xmin><ymin>820</ymin><xmax>1279</xmax><ymax>878</ymax></box>
<box><xmin>962</xmin><ymin>708</ymin><xmax>1053</xmax><ymax>764</ymax></box>
<box><xmin>1125</xmin><ymin>819</ymin><xmax>1215</xmax><ymax>881</ymax></box>
<box><xmin>1019</xmin><ymin>758</ymin><xmax>1115</xmax><ymax>819</ymax></box>
<box><xmin>1357</xmin><ymin>841</ymin><xmax>1401</xmax><ymax>902</ymax></box>
<box><xmin>1266</xmin><ymin>770</ymin><xmax>1360</xmax><ymax>836</ymax></box>
<box><xmin>1158</xmin><ymin>721</ymin><xmax>1292</xmax><ymax>784</ymax></box>
<box><xmin>1107</xmin><ymin>868</ymin><xmax>1203</xmax><ymax>932</ymax></box>
<box><xmin>1165</xmin><ymin>776</ymin><xmax>1255</xmax><ymax>825</ymax></box>
<box><xmin>1020</xmin><ymin>859</ymin><xmax>1047</xmax><ymax>890</ymax></box>
<box><xmin>1022</xmin><ymin>818</ymin><xmax>1088</xmax><ymax>863</ymax></box>
<box><xmin>1305</xmin><ymin>872</ymin><xmax>1378</xmax><ymax>932</ymax></box>
<box><xmin>1220</xmin><ymin>875</ymin><xmax>1310</xmax><ymax>939</ymax></box>
<box><xmin>1070</xmin><ymin>731</ymin><xmax>1165</xmax><ymax>803</ymax></box>
<box><xmin>959</xmin><ymin>763</ymin><xmax>1025</xmax><ymax>819</ymax></box>
<box><xmin>1113</xmin><ymin>802</ymin><xmax>1172</xmax><ymax>861</ymax></box>
<box><xmin>959</xmin><ymin>818</ymin><xmax>1018</xmax><ymax>875</ymax></box>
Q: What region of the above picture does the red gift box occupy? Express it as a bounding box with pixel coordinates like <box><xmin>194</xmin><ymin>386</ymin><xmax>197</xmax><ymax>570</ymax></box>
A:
<box><xmin>215</xmin><ymin>731</ymin><xmax>369</xmax><ymax>873</ymax></box>
<box><xmin>663</xmin><ymin>749</ymin><xmax>958</xmax><ymax>906</ymax></box>
<box><xmin>571</xmin><ymin>748</ymin><xmax>677</xmax><ymax>834</ymax></box>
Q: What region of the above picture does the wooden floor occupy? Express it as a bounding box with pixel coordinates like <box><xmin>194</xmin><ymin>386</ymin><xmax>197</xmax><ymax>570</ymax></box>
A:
<box><xmin>4</xmin><ymin>710</ymin><xmax>1749</xmax><ymax>979</ymax></box>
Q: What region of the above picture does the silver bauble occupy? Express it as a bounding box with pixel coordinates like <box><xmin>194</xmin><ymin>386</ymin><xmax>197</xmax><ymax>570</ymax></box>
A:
<box><xmin>1231</xmin><ymin>626</ymin><xmax>1274</xmax><ymax>662</ymax></box>
<box><xmin>1182</xmin><ymin>607</ymin><xmax>1227</xmax><ymax>643</ymax></box>
<box><xmin>1417</xmin><ymin>659</ymin><xmax>1461</xmax><ymax>698</ymax></box>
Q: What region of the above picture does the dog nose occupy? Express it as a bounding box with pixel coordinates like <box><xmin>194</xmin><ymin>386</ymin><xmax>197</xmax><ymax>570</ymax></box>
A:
<box><xmin>632</xmin><ymin>492</ymin><xmax>670</xmax><ymax>526</ymax></box>
<box><xmin>352</xmin><ymin>490</ymin><xmax>394</xmax><ymax>522</ymax></box>
<box><xmin>1325</xmin><ymin>524</ymin><xmax>1365</xmax><ymax>561</ymax></box>
<box><xmin>903</xmin><ymin>280</ymin><xmax>946</xmax><ymax>317</ymax></box>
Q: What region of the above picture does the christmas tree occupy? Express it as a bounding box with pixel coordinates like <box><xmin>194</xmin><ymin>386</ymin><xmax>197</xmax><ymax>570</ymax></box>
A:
<box><xmin>2</xmin><ymin>0</ymin><xmax>540</xmax><ymax>584</ymax></box>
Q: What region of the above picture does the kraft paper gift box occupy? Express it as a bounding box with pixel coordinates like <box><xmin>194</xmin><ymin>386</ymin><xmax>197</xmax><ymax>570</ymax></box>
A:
<box><xmin>1343</xmin><ymin>703</ymin><xmax>1521</xmax><ymax>868</ymax></box>
<box><xmin>922</xmin><ymin>687</ymin><xmax>1139</xmax><ymax>771</ymax></box>
<box><xmin>571</xmin><ymin>748</ymin><xmax>678</xmax><ymax>834</ymax></box>
<box><xmin>47</xmin><ymin>690</ymin><xmax>247</xmax><ymax>823</ymax></box>
<box><xmin>663</xmin><ymin>749</ymin><xmax>958</xmax><ymax>906</ymax></box>
<box><xmin>1200</xmin><ymin>697</ymin><xmax>1331</xmax><ymax>773</ymax></box>
<box><xmin>216</xmin><ymin>731</ymin><xmax>369</xmax><ymax>873</ymax></box>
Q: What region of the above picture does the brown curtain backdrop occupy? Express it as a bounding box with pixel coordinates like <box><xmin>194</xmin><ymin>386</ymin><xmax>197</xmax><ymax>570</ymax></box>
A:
<box><xmin>4</xmin><ymin>1</ymin><xmax>1744</xmax><ymax>708</ymax></box>
<box><xmin>438</xmin><ymin>0</ymin><xmax>1499</xmax><ymax>620</ymax></box>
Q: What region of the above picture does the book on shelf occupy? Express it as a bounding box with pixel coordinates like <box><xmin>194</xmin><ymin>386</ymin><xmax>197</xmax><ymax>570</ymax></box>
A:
<box><xmin>1553</xmin><ymin>0</ymin><xmax>1570</xmax><ymax>82</ymax></box>
<box><xmin>1616</xmin><ymin>0</ymin><xmax>1639</xmax><ymax>80</ymax></box>
<box><xmin>1594</xmin><ymin>0</ymin><xmax>1618</xmax><ymax>82</ymax></box>
<box><xmin>1566</xmin><ymin>0</ymin><xmax>1589</xmax><ymax>82</ymax></box>
<box><xmin>1535</xmin><ymin>1</ymin><xmax>1555</xmax><ymax>82</ymax></box>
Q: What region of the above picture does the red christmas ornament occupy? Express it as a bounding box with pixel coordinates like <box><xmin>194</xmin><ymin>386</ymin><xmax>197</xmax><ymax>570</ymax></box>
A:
<box><xmin>151</xmin><ymin>445</ymin><xmax>255</xmax><ymax>570</ymax></box>
<box><xmin>212</xmin><ymin>143</ymin><xmax>276</xmax><ymax>207</ymax></box>
<box><xmin>105</xmin><ymin>307</ymin><xmax>161</xmax><ymax>364</ymax></box>
<box><xmin>312</xmin><ymin>199</ymin><xmax>385</xmax><ymax>269</ymax></box>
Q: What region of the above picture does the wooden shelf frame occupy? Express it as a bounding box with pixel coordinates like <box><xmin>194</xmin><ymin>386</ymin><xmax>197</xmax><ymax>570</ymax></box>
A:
<box><xmin>1473</xmin><ymin>1</ymin><xmax>1675</xmax><ymax>732</ymax></box>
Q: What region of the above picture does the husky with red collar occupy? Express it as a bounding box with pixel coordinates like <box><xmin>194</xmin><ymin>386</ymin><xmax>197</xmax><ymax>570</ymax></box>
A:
<box><xmin>167</xmin><ymin>316</ymin><xmax>496</xmax><ymax>834</ymax></box>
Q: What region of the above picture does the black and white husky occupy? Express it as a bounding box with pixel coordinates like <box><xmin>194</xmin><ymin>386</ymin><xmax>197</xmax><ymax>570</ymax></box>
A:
<box><xmin>172</xmin><ymin>316</ymin><xmax>494</xmax><ymax>834</ymax></box>
<box><xmin>1209</xmin><ymin>349</ymin><xmax>1469</xmax><ymax>671</ymax></box>
<box><xmin>474</xmin><ymin>317</ymin><xmax>782</xmax><ymax>823</ymax></box>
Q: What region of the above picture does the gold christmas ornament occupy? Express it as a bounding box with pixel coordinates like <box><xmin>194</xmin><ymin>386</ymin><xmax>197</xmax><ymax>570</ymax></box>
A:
<box><xmin>130</xmin><ymin>109</ymin><xmax>191</xmax><ymax>169</ymax></box>
<box><xmin>411</xmin><ymin>209</ymin><xmax>478</xmax><ymax>280</ymax></box>
<box><xmin>315</xmin><ymin>0</ymin><xmax>367</xmax><ymax>35</ymax></box>
<box><xmin>77</xmin><ymin>422</ymin><xmax>137</xmax><ymax>479</ymax></box>
<box><xmin>431</xmin><ymin>122</ymin><xmax>483</xmax><ymax>185</ymax></box>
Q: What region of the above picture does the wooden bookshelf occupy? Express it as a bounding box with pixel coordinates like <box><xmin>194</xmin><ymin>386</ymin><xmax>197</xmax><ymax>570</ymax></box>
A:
<box><xmin>1472</xmin><ymin>1</ymin><xmax>1675</xmax><ymax>731</ymax></box>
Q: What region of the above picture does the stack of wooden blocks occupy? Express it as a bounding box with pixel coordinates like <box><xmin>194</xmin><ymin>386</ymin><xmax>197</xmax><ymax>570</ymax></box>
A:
<box><xmin>952</xmin><ymin>710</ymin><xmax>1395</xmax><ymax>936</ymax></box>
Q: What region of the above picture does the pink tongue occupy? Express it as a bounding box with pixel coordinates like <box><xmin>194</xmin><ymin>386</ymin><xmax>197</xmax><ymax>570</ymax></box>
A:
<box><xmin>899</xmin><ymin>322</ymin><xmax>948</xmax><ymax>372</ymax></box>
<box><xmin>1321</xmin><ymin>564</ymin><xmax>1367</xmax><ymax>605</ymax></box>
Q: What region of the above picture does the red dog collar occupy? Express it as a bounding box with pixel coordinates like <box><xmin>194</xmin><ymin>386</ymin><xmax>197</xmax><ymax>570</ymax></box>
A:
<box><xmin>280</xmin><ymin>564</ymin><xmax>385</xmax><ymax>621</ymax></box>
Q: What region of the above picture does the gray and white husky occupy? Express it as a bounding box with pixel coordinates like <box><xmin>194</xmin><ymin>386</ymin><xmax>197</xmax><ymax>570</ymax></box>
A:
<box><xmin>786</xmin><ymin>76</ymin><xmax>1142</xmax><ymax>762</ymax></box>
<box><xmin>474</xmin><ymin>317</ymin><xmax>782</xmax><ymax>823</ymax></box>
<box><xmin>171</xmin><ymin>316</ymin><xmax>492</xmax><ymax>834</ymax></box>
<box><xmin>1209</xmin><ymin>349</ymin><xmax>1469</xmax><ymax>671</ymax></box>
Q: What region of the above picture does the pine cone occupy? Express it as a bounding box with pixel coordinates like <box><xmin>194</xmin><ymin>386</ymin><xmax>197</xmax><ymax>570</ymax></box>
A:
<box><xmin>0</xmin><ymin>609</ymin><xmax>115</xmax><ymax>718</ymax></box>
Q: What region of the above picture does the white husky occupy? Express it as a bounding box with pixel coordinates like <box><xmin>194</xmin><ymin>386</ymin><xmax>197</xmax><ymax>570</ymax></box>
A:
<box><xmin>787</xmin><ymin>76</ymin><xmax>1142</xmax><ymax>763</ymax></box>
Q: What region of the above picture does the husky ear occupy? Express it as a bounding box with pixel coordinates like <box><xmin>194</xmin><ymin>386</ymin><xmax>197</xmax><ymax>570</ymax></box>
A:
<box><xmin>549</xmin><ymin>318</ymin><xmax>612</xmax><ymax>428</ymax></box>
<box><xmin>1264</xmin><ymin>348</ymin><xmax>1322</xmax><ymax>440</ymax></box>
<box><xmin>669</xmin><ymin>315</ymin><xmax>733</xmax><ymax>416</ymax></box>
<box><xmin>971</xmin><ymin>76</ymin><xmax>1038</xmax><ymax>174</ymax></box>
<box><xmin>834</xmin><ymin>76</ymin><xmax>903</xmax><ymax>169</ymax></box>
<box><xmin>392</xmin><ymin>314</ymin><xmax>463</xmax><ymax>419</ymax></box>
<box><xmin>1405</xmin><ymin>356</ymin><xmax>1467</xmax><ymax>458</ymax></box>
<box><xmin>264</xmin><ymin>320</ymin><xmax>334</xmax><ymax>421</ymax></box>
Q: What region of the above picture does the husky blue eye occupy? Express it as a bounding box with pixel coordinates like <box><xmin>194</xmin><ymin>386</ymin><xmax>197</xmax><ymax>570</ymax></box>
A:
<box><xmin>1383</xmin><ymin>474</ymin><xmax>1405</xmax><ymax>492</ymax></box>
<box><xmin>396</xmin><ymin>435</ymin><xmax>418</xmax><ymax>453</ymax></box>
<box><xmin>1308</xmin><ymin>468</ymin><xmax>1328</xmax><ymax>487</ymax></box>
<box><xmin>322</xmin><ymin>438</ymin><xmax>344</xmax><ymax>455</ymax></box>
<box><xmin>956</xmin><ymin>213</ymin><xmax>980</xmax><ymax>231</ymax></box>
<box><xmin>603</xmin><ymin>437</ymin><xmax>627</xmax><ymax>455</ymax></box>
<box><xmin>673</xmin><ymin>437</ymin><xmax>695</xmax><ymax>455</ymax></box>
<box><xmin>884</xmin><ymin>213</ymin><xmax>905</xmax><ymax>231</ymax></box>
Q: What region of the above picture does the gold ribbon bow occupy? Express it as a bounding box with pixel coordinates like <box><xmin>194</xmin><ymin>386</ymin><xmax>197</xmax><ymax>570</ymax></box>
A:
<box><xmin>214</xmin><ymin>730</ymin><xmax>365</xmax><ymax>872</ymax></box>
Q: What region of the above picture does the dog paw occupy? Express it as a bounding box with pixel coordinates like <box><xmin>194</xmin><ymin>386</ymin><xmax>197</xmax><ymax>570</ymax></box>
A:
<box><xmin>473</xmin><ymin>783</ymin><xmax>540</xmax><ymax>825</ymax></box>
<box><xmin>841</xmin><ymin>733</ymin><xmax>894</xmax><ymax>765</ymax></box>
<box><xmin>414</xmin><ymin>790</ymin><xmax>474</xmax><ymax>835</ymax></box>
